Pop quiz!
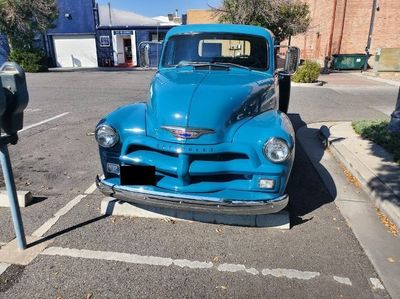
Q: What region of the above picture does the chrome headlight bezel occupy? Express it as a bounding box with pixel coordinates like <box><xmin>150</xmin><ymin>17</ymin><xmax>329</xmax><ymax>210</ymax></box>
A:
<box><xmin>95</xmin><ymin>124</ymin><xmax>119</xmax><ymax>148</ymax></box>
<box><xmin>263</xmin><ymin>137</ymin><xmax>291</xmax><ymax>163</ymax></box>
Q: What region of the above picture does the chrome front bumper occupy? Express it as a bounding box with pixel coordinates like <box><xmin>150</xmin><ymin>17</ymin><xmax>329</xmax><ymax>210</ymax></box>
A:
<box><xmin>96</xmin><ymin>176</ymin><xmax>289</xmax><ymax>215</ymax></box>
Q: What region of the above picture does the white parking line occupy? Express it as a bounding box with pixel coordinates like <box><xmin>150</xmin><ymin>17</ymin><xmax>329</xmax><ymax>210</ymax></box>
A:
<box><xmin>19</xmin><ymin>112</ymin><xmax>70</xmax><ymax>133</ymax></box>
<box><xmin>0</xmin><ymin>262</ymin><xmax>9</xmax><ymax>276</ymax></box>
<box><xmin>333</xmin><ymin>276</ymin><xmax>353</xmax><ymax>286</ymax></box>
<box><xmin>32</xmin><ymin>194</ymin><xmax>87</xmax><ymax>237</ymax></box>
<box><xmin>42</xmin><ymin>246</ymin><xmax>351</xmax><ymax>286</ymax></box>
<box><xmin>32</xmin><ymin>181</ymin><xmax>98</xmax><ymax>238</ymax></box>
<box><xmin>84</xmin><ymin>183</ymin><xmax>97</xmax><ymax>195</ymax></box>
<box><xmin>369</xmin><ymin>278</ymin><xmax>385</xmax><ymax>290</ymax></box>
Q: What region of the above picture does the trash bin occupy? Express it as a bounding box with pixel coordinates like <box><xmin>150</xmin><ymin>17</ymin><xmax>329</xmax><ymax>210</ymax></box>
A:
<box><xmin>332</xmin><ymin>54</ymin><xmax>367</xmax><ymax>70</ymax></box>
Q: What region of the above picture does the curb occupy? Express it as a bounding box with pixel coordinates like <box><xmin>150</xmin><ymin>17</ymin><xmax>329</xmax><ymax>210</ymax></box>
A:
<box><xmin>48</xmin><ymin>67</ymin><xmax>156</xmax><ymax>73</ymax></box>
<box><xmin>291</xmin><ymin>81</ymin><xmax>323</xmax><ymax>87</ymax></box>
<box><xmin>348</xmin><ymin>72</ymin><xmax>400</xmax><ymax>87</ymax></box>
<box><xmin>319</xmin><ymin>122</ymin><xmax>400</xmax><ymax>229</ymax></box>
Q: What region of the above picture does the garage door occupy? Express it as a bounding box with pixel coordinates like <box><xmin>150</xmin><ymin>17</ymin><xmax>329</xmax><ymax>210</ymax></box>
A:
<box><xmin>53</xmin><ymin>35</ymin><xmax>98</xmax><ymax>68</ymax></box>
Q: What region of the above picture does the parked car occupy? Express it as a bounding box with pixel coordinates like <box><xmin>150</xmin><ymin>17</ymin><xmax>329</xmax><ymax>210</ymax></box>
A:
<box><xmin>95</xmin><ymin>24</ymin><xmax>299</xmax><ymax>215</ymax></box>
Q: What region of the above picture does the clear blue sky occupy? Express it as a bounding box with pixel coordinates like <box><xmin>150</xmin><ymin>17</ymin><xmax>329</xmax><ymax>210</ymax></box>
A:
<box><xmin>96</xmin><ymin>0</ymin><xmax>222</xmax><ymax>17</ymax></box>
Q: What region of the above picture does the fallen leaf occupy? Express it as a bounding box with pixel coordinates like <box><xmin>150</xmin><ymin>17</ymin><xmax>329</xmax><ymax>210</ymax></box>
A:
<box><xmin>86</xmin><ymin>293</ymin><xmax>93</xmax><ymax>299</ymax></box>
<box><xmin>163</xmin><ymin>218</ymin><xmax>176</xmax><ymax>224</ymax></box>
<box><xmin>213</xmin><ymin>256</ymin><xmax>220</xmax><ymax>262</ymax></box>
<box><xmin>111</xmin><ymin>217</ymin><xmax>116</xmax><ymax>224</ymax></box>
<box><xmin>376</xmin><ymin>208</ymin><xmax>399</xmax><ymax>237</ymax></box>
<box><xmin>215</xmin><ymin>227</ymin><xmax>224</xmax><ymax>234</ymax></box>
<box><xmin>387</xmin><ymin>257</ymin><xmax>396</xmax><ymax>263</ymax></box>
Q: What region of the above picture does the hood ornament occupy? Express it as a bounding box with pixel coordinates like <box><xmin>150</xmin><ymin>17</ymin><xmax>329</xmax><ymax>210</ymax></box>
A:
<box><xmin>161</xmin><ymin>126</ymin><xmax>215</xmax><ymax>139</ymax></box>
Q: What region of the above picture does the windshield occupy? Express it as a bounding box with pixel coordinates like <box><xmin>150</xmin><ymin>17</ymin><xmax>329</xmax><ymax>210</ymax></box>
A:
<box><xmin>161</xmin><ymin>33</ymin><xmax>269</xmax><ymax>71</ymax></box>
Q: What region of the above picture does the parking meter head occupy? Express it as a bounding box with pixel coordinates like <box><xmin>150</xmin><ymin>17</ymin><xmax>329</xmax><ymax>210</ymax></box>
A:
<box><xmin>0</xmin><ymin>62</ymin><xmax>29</xmax><ymax>135</ymax></box>
<box><xmin>0</xmin><ymin>86</ymin><xmax>6</xmax><ymax>129</ymax></box>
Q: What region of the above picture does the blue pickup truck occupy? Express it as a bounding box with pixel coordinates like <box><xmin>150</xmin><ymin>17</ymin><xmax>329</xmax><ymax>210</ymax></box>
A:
<box><xmin>95</xmin><ymin>24</ymin><xmax>299</xmax><ymax>215</ymax></box>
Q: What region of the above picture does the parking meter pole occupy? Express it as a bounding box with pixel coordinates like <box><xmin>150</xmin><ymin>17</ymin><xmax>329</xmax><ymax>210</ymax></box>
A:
<box><xmin>388</xmin><ymin>87</ymin><xmax>400</xmax><ymax>132</ymax></box>
<box><xmin>0</xmin><ymin>143</ymin><xmax>27</xmax><ymax>250</ymax></box>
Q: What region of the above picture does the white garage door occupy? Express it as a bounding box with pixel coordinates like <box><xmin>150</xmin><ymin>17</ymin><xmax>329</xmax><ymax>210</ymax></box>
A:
<box><xmin>53</xmin><ymin>35</ymin><xmax>98</xmax><ymax>68</ymax></box>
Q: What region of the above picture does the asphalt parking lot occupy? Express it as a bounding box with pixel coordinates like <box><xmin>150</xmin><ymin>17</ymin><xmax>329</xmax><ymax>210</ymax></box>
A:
<box><xmin>0</xmin><ymin>70</ymin><xmax>398</xmax><ymax>298</ymax></box>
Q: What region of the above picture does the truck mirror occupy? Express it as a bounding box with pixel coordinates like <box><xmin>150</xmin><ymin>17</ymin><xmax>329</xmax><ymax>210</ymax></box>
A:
<box><xmin>0</xmin><ymin>62</ymin><xmax>29</xmax><ymax>135</ymax></box>
<box><xmin>285</xmin><ymin>47</ymin><xmax>300</xmax><ymax>75</ymax></box>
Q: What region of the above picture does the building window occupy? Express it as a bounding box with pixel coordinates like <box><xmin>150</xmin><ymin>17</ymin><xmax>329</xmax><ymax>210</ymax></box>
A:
<box><xmin>151</xmin><ymin>32</ymin><xmax>166</xmax><ymax>42</ymax></box>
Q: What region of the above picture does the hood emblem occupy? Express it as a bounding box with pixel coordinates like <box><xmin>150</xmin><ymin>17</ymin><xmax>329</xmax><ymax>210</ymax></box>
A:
<box><xmin>161</xmin><ymin>126</ymin><xmax>215</xmax><ymax>139</ymax></box>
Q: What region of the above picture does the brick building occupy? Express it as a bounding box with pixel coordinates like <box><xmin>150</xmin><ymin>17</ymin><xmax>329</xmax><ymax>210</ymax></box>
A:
<box><xmin>186</xmin><ymin>2</ymin><xmax>400</xmax><ymax>67</ymax></box>
<box><xmin>187</xmin><ymin>9</ymin><xmax>218</xmax><ymax>24</ymax></box>
<box><xmin>290</xmin><ymin>0</ymin><xmax>400</xmax><ymax>64</ymax></box>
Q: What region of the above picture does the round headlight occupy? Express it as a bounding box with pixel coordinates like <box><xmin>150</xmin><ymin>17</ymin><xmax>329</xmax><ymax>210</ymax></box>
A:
<box><xmin>95</xmin><ymin>125</ymin><xmax>119</xmax><ymax>148</ymax></box>
<box><xmin>263</xmin><ymin>138</ymin><xmax>290</xmax><ymax>163</ymax></box>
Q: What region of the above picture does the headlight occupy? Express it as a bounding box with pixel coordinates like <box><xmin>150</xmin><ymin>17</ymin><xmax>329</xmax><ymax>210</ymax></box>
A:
<box><xmin>263</xmin><ymin>137</ymin><xmax>290</xmax><ymax>163</ymax></box>
<box><xmin>95</xmin><ymin>125</ymin><xmax>119</xmax><ymax>148</ymax></box>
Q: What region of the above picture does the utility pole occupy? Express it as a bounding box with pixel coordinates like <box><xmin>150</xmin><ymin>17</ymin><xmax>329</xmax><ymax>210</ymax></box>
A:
<box><xmin>363</xmin><ymin>0</ymin><xmax>378</xmax><ymax>71</ymax></box>
<box><xmin>388</xmin><ymin>87</ymin><xmax>400</xmax><ymax>132</ymax></box>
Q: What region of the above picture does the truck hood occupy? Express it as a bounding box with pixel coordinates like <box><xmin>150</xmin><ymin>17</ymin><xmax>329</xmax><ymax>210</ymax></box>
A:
<box><xmin>146</xmin><ymin>67</ymin><xmax>274</xmax><ymax>144</ymax></box>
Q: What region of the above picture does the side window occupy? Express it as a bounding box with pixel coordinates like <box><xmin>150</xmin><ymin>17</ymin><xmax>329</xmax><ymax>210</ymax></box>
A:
<box><xmin>163</xmin><ymin>40</ymin><xmax>175</xmax><ymax>65</ymax></box>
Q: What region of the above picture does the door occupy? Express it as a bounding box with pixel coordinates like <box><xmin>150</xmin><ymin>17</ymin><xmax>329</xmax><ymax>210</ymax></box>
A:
<box><xmin>123</xmin><ymin>38</ymin><xmax>132</xmax><ymax>64</ymax></box>
<box><xmin>53</xmin><ymin>35</ymin><xmax>98</xmax><ymax>68</ymax></box>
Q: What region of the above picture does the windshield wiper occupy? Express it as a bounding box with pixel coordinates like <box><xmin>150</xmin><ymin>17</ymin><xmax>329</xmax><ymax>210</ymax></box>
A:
<box><xmin>175</xmin><ymin>61</ymin><xmax>251</xmax><ymax>71</ymax></box>
<box><xmin>175</xmin><ymin>61</ymin><xmax>211</xmax><ymax>68</ymax></box>
<box><xmin>175</xmin><ymin>61</ymin><xmax>230</xmax><ymax>70</ymax></box>
<box><xmin>211</xmin><ymin>62</ymin><xmax>251</xmax><ymax>71</ymax></box>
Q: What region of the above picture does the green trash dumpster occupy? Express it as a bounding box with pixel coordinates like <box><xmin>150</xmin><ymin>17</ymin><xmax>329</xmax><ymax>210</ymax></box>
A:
<box><xmin>332</xmin><ymin>54</ymin><xmax>367</xmax><ymax>70</ymax></box>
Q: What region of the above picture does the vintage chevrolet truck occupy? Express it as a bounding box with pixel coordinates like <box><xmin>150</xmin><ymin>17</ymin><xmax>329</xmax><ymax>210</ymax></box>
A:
<box><xmin>95</xmin><ymin>24</ymin><xmax>299</xmax><ymax>215</ymax></box>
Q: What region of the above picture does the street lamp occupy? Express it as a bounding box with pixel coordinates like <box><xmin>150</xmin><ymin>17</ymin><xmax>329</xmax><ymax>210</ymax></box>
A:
<box><xmin>388</xmin><ymin>87</ymin><xmax>400</xmax><ymax>132</ymax></box>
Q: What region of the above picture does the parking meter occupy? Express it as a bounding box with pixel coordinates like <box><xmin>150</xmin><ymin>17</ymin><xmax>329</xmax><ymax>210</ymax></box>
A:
<box><xmin>0</xmin><ymin>81</ymin><xmax>6</xmax><ymax>129</ymax></box>
<box><xmin>0</xmin><ymin>62</ymin><xmax>29</xmax><ymax>135</ymax></box>
<box><xmin>0</xmin><ymin>62</ymin><xmax>29</xmax><ymax>250</ymax></box>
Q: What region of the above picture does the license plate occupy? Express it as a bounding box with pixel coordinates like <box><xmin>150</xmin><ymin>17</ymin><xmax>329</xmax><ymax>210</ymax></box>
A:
<box><xmin>120</xmin><ymin>165</ymin><xmax>156</xmax><ymax>186</ymax></box>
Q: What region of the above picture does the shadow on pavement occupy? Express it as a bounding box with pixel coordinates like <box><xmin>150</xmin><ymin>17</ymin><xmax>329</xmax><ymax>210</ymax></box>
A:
<box><xmin>28</xmin><ymin>215</ymin><xmax>109</xmax><ymax>248</ymax></box>
<box><xmin>366</xmin><ymin>142</ymin><xmax>399</xmax><ymax>208</ymax></box>
<box><xmin>288</xmin><ymin>114</ymin><xmax>337</xmax><ymax>227</ymax></box>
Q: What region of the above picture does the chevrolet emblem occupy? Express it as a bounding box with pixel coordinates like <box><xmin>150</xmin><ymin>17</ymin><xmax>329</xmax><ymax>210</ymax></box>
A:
<box><xmin>161</xmin><ymin>126</ymin><xmax>215</xmax><ymax>139</ymax></box>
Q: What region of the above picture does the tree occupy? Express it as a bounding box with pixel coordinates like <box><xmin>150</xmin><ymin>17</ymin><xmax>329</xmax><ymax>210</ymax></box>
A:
<box><xmin>0</xmin><ymin>0</ymin><xmax>58</xmax><ymax>49</ymax></box>
<box><xmin>215</xmin><ymin>0</ymin><xmax>310</xmax><ymax>43</ymax></box>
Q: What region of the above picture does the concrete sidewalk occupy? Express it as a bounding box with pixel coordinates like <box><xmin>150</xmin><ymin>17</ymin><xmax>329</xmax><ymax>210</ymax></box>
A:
<box><xmin>321</xmin><ymin>122</ymin><xmax>400</xmax><ymax>228</ymax></box>
<box><xmin>350</xmin><ymin>72</ymin><xmax>400</xmax><ymax>87</ymax></box>
<box><xmin>297</xmin><ymin>124</ymin><xmax>400</xmax><ymax>299</ymax></box>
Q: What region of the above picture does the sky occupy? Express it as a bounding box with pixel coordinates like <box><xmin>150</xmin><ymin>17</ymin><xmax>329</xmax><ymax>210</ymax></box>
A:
<box><xmin>96</xmin><ymin>0</ymin><xmax>222</xmax><ymax>18</ymax></box>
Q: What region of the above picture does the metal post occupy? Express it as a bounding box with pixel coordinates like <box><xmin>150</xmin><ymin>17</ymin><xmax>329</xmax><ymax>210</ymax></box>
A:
<box><xmin>388</xmin><ymin>87</ymin><xmax>400</xmax><ymax>132</ymax></box>
<box><xmin>363</xmin><ymin>0</ymin><xmax>378</xmax><ymax>71</ymax></box>
<box><xmin>0</xmin><ymin>143</ymin><xmax>27</xmax><ymax>250</ymax></box>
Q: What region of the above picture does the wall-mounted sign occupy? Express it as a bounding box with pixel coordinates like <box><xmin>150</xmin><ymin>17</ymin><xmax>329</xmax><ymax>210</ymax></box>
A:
<box><xmin>99</xmin><ymin>36</ymin><xmax>110</xmax><ymax>47</ymax></box>
<box><xmin>113</xmin><ymin>30</ymin><xmax>134</xmax><ymax>36</ymax></box>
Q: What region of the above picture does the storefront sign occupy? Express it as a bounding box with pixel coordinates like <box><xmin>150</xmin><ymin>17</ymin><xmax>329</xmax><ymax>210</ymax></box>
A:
<box><xmin>113</xmin><ymin>30</ymin><xmax>134</xmax><ymax>36</ymax></box>
<box><xmin>99</xmin><ymin>36</ymin><xmax>110</xmax><ymax>47</ymax></box>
